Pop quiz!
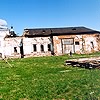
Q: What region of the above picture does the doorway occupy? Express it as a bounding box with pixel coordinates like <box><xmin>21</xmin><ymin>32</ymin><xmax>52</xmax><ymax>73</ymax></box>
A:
<box><xmin>20</xmin><ymin>39</ymin><xmax>24</xmax><ymax>58</ymax></box>
<box><xmin>62</xmin><ymin>38</ymin><xmax>74</xmax><ymax>54</ymax></box>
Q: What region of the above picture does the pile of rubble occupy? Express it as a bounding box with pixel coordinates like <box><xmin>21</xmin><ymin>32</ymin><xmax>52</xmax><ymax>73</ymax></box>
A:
<box><xmin>65</xmin><ymin>57</ymin><xmax>100</xmax><ymax>69</ymax></box>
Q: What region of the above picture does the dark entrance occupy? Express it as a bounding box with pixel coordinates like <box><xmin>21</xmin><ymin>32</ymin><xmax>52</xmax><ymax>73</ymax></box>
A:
<box><xmin>20</xmin><ymin>39</ymin><xmax>24</xmax><ymax>58</ymax></box>
<box><xmin>50</xmin><ymin>35</ymin><xmax>54</xmax><ymax>55</ymax></box>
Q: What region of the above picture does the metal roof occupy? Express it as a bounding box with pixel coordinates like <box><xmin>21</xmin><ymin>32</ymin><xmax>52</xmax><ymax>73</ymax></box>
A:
<box><xmin>23</xmin><ymin>26</ymin><xmax>100</xmax><ymax>37</ymax></box>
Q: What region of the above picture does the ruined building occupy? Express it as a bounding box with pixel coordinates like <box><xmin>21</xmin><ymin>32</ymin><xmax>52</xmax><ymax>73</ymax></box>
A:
<box><xmin>22</xmin><ymin>27</ymin><xmax>100</xmax><ymax>56</ymax></box>
<box><xmin>0</xmin><ymin>19</ymin><xmax>100</xmax><ymax>58</ymax></box>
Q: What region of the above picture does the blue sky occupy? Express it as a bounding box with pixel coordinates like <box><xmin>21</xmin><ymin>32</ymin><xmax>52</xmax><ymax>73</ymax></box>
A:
<box><xmin>0</xmin><ymin>0</ymin><xmax>100</xmax><ymax>35</ymax></box>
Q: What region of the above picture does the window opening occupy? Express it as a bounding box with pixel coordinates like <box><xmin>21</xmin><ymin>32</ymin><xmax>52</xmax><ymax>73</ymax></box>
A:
<box><xmin>41</xmin><ymin>44</ymin><xmax>44</xmax><ymax>51</ymax></box>
<box><xmin>33</xmin><ymin>44</ymin><xmax>37</xmax><ymax>52</ymax></box>
<box><xmin>91</xmin><ymin>41</ymin><xmax>94</xmax><ymax>48</ymax></box>
<box><xmin>48</xmin><ymin>44</ymin><xmax>51</xmax><ymax>51</ymax></box>
<box><xmin>14</xmin><ymin>47</ymin><xmax>17</xmax><ymax>53</ymax></box>
<box><xmin>75</xmin><ymin>41</ymin><xmax>79</xmax><ymax>45</ymax></box>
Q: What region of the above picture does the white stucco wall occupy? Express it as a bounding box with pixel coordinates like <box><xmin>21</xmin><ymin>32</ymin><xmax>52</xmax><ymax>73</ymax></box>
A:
<box><xmin>0</xmin><ymin>29</ymin><xmax>9</xmax><ymax>58</ymax></box>
<box><xmin>84</xmin><ymin>36</ymin><xmax>98</xmax><ymax>52</ymax></box>
<box><xmin>4</xmin><ymin>37</ymin><xmax>22</xmax><ymax>57</ymax></box>
<box><xmin>1</xmin><ymin>33</ymin><xmax>99</xmax><ymax>58</ymax></box>
<box><xmin>23</xmin><ymin>37</ymin><xmax>51</xmax><ymax>56</ymax></box>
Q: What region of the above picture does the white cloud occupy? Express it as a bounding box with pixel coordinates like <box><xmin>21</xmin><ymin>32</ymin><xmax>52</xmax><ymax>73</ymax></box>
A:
<box><xmin>0</xmin><ymin>19</ymin><xmax>7</xmax><ymax>29</ymax></box>
<box><xmin>0</xmin><ymin>19</ymin><xmax>7</xmax><ymax>26</ymax></box>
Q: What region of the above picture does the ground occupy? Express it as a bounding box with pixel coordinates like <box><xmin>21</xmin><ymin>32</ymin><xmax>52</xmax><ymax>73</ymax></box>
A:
<box><xmin>0</xmin><ymin>52</ymin><xmax>100</xmax><ymax>100</ymax></box>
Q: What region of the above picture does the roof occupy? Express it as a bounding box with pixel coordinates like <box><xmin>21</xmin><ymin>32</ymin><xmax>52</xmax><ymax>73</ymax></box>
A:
<box><xmin>23</xmin><ymin>27</ymin><xmax>100</xmax><ymax>37</ymax></box>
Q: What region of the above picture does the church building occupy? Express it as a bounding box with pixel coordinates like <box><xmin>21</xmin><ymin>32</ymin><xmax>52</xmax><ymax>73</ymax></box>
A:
<box><xmin>0</xmin><ymin>19</ymin><xmax>100</xmax><ymax>58</ymax></box>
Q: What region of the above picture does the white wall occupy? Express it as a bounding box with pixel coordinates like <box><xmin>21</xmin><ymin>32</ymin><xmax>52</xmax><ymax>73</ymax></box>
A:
<box><xmin>23</xmin><ymin>37</ymin><xmax>51</xmax><ymax>55</ymax></box>
<box><xmin>4</xmin><ymin>37</ymin><xmax>22</xmax><ymax>57</ymax></box>
<box><xmin>84</xmin><ymin>36</ymin><xmax>98</xmax><ymax>52</ymax></box>
<box><xmin>0</xmin><ymin>29</ymin><xmax>9</xmax><ymax>58</ymax></box>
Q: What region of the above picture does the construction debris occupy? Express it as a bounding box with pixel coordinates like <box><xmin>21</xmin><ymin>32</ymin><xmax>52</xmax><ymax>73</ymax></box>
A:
<box><xmin>65</xmin><ymin>57</ymin><xmax>100</xmax><ymax>69</ymax></box>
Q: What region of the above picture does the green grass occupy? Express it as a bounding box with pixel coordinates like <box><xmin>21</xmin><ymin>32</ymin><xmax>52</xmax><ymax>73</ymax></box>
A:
<box><xmin>0</xmin><ymin>52</ymin><xmax>100</xmax><ymax>100</ymax></box>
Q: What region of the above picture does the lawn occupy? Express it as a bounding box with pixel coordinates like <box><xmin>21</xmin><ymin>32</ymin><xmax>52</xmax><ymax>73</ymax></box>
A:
<box><xmin>0</xmin><ymin>52</ymin><xmax>100</xmax><ymax>100</ymax></box>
